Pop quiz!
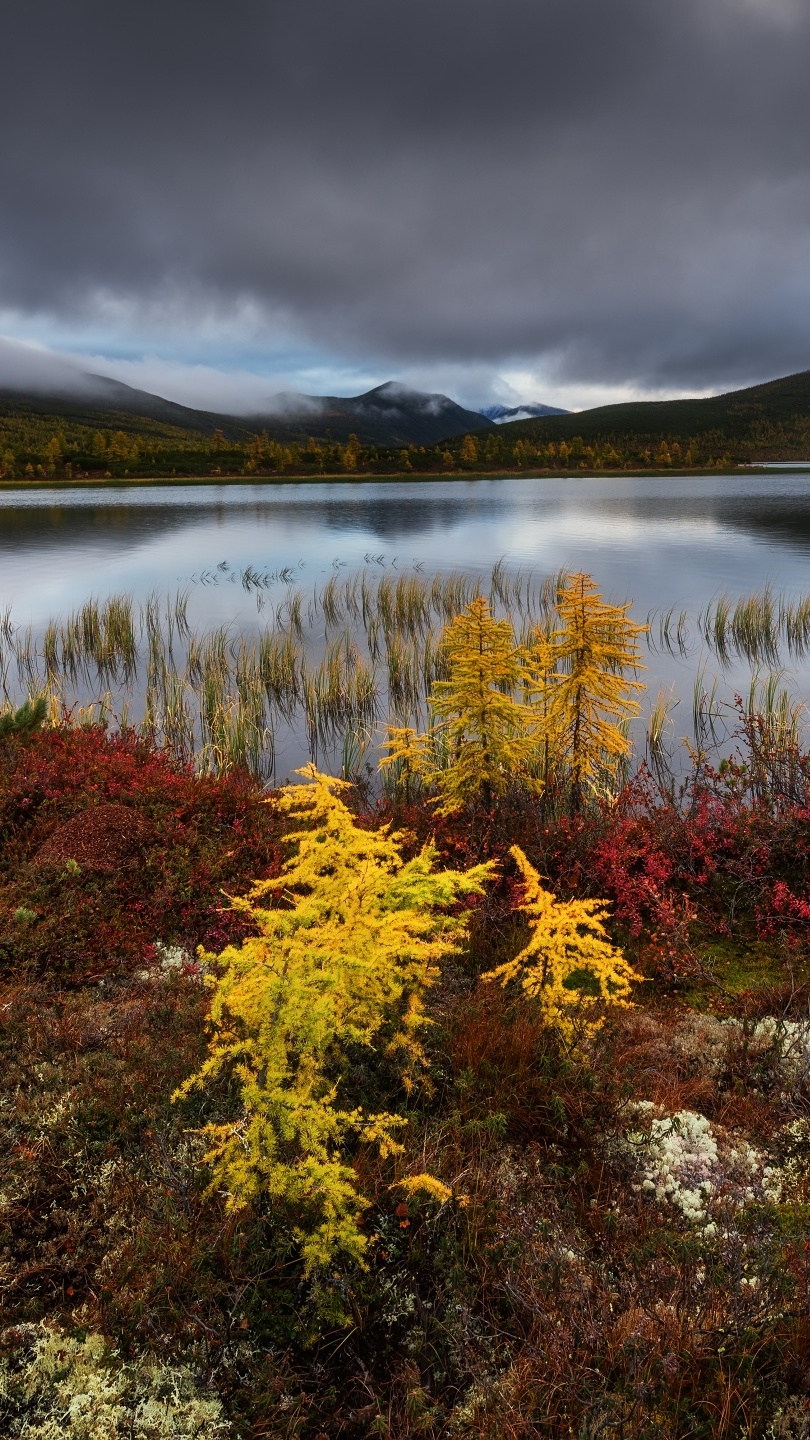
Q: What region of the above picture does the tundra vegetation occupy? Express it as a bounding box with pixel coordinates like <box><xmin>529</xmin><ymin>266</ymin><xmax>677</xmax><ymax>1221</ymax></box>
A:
<box><xmin>2</xmin><ymin>571</ymin><xmax>810</xmax><ymax>1437</ymax></box>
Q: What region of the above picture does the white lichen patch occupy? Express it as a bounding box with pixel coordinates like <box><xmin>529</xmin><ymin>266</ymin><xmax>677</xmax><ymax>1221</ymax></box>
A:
<box><xmin>154</xmin><ymin>941</ymin><xmax>190</xmax><ymax>972</ymax></box>
<box><xmin>136</xmin><ymin>942</ymin><xmax>209</xmax><ymax>984</ymax></box>
<box><xmin>772</xmin><ymin>1116</ymin><xmax>810</xmax><ymax>1203</ymax></box>
<box><xmin>0</xmin><ymin>1324</ymin><xmax>229</xmax><ymax>1438</ymax></box>
<box><xmin>669</xmin><ymin>1012</ymin><xmax>732</xmax><ymax>1075</ymax></box>
<box><xmin>748</xmin><ymin>1017</ymin><xmax>810</xmax><ymax>1093</ymax></box>
<box><xmin>764</xmin><ymin>1395</ymin><xmax>810</xmax><ymax>1439</ymax></box>
<box><xmin>668</xmin><ymin>1011</ymin><xmax>810</xmax><ymax>1096</ymax></box>
<box><xmin>616</xmin><ymin>1101</ymin><xmax>780</xmax><ymax>1230</ymax></box>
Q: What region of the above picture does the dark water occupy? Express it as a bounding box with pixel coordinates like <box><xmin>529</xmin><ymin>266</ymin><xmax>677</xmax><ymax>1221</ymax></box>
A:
<box><xmin>3</xmin><ymin>473</ymin><xmax>810</xmax><ymax>754</ymax></box>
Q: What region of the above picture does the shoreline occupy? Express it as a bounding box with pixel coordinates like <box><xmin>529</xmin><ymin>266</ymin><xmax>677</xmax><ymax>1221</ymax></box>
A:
<box><xmin>0</xmin><ymin>464</ymin><xmax>787</xmax><ymax>492</ymax></box>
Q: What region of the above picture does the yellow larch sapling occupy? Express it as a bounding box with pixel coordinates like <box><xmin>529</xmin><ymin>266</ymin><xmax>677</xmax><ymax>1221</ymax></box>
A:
<box><xmin>175</xmin><ymin>766</ymin><xmax>493</xmax><ymax>1272</ymax></box>
<box><xmin>519</xmin><ymin>615</ymin><xmax>560</xmax><ymax>791</ymax></box>
<box><xmin>428</xmin><ymin>594</ymin><xmax>539</xmax><ymax>813</ymax></box>
<box><xmin>537</xmin><ymin>571</ymin><xmax>647</xmax><ymax>811</ymax></box>
<box><xmin>378</xmin><ymin>723</ymin><xmax>433</xmax><ymax>803</ymax></box>
<box><xmin>392</xmin><ymin>1173</ymin><xmax>454</xmax><ymax>1205</ymax></box>
<box><xmin>484</xmin><ymin>845</ymin><xmax>642</xmax><ymax>1043</ymax></box>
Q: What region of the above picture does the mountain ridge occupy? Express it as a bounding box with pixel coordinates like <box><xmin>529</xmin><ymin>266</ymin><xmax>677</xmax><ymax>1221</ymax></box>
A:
<box><xmin>2</xmin><ymin>366</ymin><xmax>810</xmax><ymax>476</ymax></box>
<box><xmin>0</xmin><ymin>374</ymin><xmax>492</xmax><ymax>448</ymax></box>
<box><xmin>464</xmin><ymin>370</ymin><xmax>810</xmax><ymax>452</ymax></box>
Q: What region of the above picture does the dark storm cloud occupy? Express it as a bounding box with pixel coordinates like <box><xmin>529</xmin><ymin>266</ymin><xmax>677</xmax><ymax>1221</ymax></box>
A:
<box><xmin>2</xmin><ymin>0</ymin><xmax>810</xmax><ymax>392</ymax></box>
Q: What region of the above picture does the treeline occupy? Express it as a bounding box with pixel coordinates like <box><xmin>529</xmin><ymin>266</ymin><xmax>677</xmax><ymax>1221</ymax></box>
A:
<box><xmin>3</xmin><ymin>367</ymin><xmax>810</xmax><ymax>478</ymax></box>
<box><xmin>0</xmin><ymin>418</ymin><xmax>744</xmax><ymax>478</ymax></box>
<box><xmin>1</xmin><ymin>407</ymin><xmax>807</xmax><ymax>481</ymax></box>
<box><xmin>0</xmin><ymin>413</ymin><xmax>435</xmax><ymax>479</ymax></box>
<box><xmin>445</xmin><ymin>430</ymin><xmax>740</xmax><ymax>470</ymax></box>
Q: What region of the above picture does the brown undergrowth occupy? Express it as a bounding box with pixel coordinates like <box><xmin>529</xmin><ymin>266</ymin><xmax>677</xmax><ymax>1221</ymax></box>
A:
<box><xmin>1</xmin><ymin>724</ymin><xmax>810</xmax><ymax>1437</ymax></box>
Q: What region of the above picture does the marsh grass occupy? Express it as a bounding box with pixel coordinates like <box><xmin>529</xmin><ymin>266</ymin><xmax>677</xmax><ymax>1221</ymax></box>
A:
<box><xmin>729</xmin><ymin>587</ymin><xmax>780</xmax><ymax>667</ymax></box>
<box><xmin>743</xmin><ymin>670</ymin><xmax>807</xmax><ymax>804</ymax></box>
<box><xmin>340</xmin><ymin>723</ymin><xmax>371</xmax><ymax>781</ymax></box>
<box><xmin>0</xmin><ymin>606</ymin><xmax>12</xmax><ymax>700</ymax></box>
<box><xmin>14</xmin><ymin>626</ymin><xmax>37</xmax><ymax>693</ymax></box>
<box><xmin>4</xmin><ymin>570</ymin><xmax>809</xmax><ymax>781</ymax></box>
<box><xmin>258</xmin><ymin>629</ymin><xmax>300</xmax><ymax>722</ymax></box>
<box><xmin>647</xmin><ymin>605</ymin><xmax>689</xmax><ymax>659</ymax></box>
<box><xmin>783</xmin><ymin>593</ymin><xmax>810</xmax><ymax>659</ymax></box>
<box><xmin>645</xmin><ymin>685</ymin><xmax>679</xmax><ymax>780</ymax></box>
<box><xmin>650</xmin><ymin>587</ymin><xmax>810</xmax><ymax>671</ymax></box>
<box><xmin>692</xmin><ymin>659</ymin><xmax>725</xmax><ymax>752</ymax></box>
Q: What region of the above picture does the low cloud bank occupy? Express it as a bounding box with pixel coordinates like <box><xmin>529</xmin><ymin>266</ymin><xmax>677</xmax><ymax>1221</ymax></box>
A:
<box><xmin>0</xmin><ymin>336</ymin><xmax>94</xmax><ymax>397</ymax></box>
<box><xmin>0</xmin><ymin>337</ymin><xmax>330</xmax><ymax>418</ymax></box>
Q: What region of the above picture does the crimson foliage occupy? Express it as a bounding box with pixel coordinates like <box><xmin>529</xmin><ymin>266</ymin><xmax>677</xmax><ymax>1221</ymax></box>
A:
<box><xmin>0</xmin><ymin>724</ymin><xmax>283</xmax><ymax>980</ymax></box>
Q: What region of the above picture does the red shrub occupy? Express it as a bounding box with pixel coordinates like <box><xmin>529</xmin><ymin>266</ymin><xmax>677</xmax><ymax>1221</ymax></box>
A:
<box><xmin>0</xmin><ymin>725</ymin><xmax>284</xmax><ymax>980</ymax></box>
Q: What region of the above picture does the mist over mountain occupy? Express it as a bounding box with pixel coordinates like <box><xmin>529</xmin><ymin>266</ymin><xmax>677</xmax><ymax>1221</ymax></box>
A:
<box><xmin>479</xmin><ymin>370</ymin><xmax>810</xmax><ymax>449</ymax></box>
<box><xmin>247</xmin><ymin>381</ymin><xmax>492</xmax><ymax>445</ymax></box>
<box><xmin>0</xmin><ymin>374</ymin><xmax>257</xmax><ymax>441</ymax></box>
<box><xmin>2</xmin><ymin>366</ymin><xmax>810</xmax><ymax>479</ymax></box>
<box><xmin>0</xmin><ymin>369</ymin><xmax>493</xmax><ymax>448</ymax></box>
<box><xmin>480</xmin><ymin>403</ymin><xmax>570</xmax><ymax>423</ymax></box>
<box><xmin>445</xmin><ymin>369</ymin><xmax>810</xmax><ymax>468</ymax></box>
<box><xmin>6</xmin><ymin>357</ymin><xmax>810</xmax><ymax>474</ymax></box>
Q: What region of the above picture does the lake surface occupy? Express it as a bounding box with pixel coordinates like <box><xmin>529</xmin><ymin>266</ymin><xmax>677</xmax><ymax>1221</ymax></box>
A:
<box><xmin>4</xmin><ymin>472</ymin><xmax>810</xmax><ymax>620</ymax></box>
<box><xmin>2</xmin><ymin>472</ymin><xmax>810</xmax><ymax>772</ymax></box>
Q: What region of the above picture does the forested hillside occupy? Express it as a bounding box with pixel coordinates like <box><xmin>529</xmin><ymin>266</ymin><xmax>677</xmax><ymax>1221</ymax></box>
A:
<box><xmin>1</xmin><ymin>369</ymin><xmax>809</xmax><ymax>479</ymax></box>
<box><xmin>0</xmin><ymin>379</ymin><xmax>491</xmax><ymax>479</ymax></box>
<box><xmin>444</xmin><ymin>369</ymin><xmax>810</xmax><ymax>470</ymax></box>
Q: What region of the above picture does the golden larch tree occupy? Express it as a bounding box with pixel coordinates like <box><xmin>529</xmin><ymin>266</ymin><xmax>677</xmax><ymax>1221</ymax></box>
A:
<box><xmin>428</xmin><ymin>595</ymin><xmax>538</xmax><ymax>814</ymax></box>
<box><xmin>542</xmin><ymin>572</ymin><xmax>647</xmax><ymax>810</ymax></box>
<box><xmin>378</xmin><ymin>723</ymin><xmax>432</xmax><ymax>803</ymax></box>
<box><xmin>520</xmin><ymin>615</ymin><xmax>560</xmax><ymax>791</ymax></box>
<box><xmin>175</xmin><ymin>767</ymin><xmax>493</xmax><ymax>1272</ymax></box>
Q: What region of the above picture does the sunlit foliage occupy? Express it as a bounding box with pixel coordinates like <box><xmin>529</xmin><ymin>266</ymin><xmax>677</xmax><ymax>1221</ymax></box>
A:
<box><xmin>379</xmin><ymin>580</ymin><xmax>647</xmax><ymax>815</ymax></box>
<box><xmin>541</xmin><ymin>571</ymin><xmax>647</xmax><ymax>809</ymax></box>
<box><xmin>427</xmin><ymin>595</ymin><xmax>539</xmax><ymax>813</ymax></box>
<box><xmin>175</xmin><ymin>766</ymin><xmax>493</xmax><ymax>1270</ymax></box>
<box><xmin>378</xmin><ymin>723</ymin><xmax>433</xmax><ymax>803</ymax></box>
<box><xmin>484</xmin><ymin>845</ymin><xmax>642</xmax><ymax>1042</ymax></box>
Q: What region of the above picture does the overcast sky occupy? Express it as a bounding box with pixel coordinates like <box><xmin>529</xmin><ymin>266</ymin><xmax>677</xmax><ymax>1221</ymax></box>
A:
<box><xmin>1</xmin><ymin>0</ymin><xmax>809</xmax><ymax>413</ymax></box>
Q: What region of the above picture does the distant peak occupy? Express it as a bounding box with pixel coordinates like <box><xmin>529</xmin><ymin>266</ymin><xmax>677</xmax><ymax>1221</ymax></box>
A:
<box><xmin>370</xmin><ymin>380</ymin><xmax>406</xmax><ymax>395</ymax></box>
<box><xmin>480</xmin><ymin>402</ymin><xmax>570</xmax><ymax>422</ymax></box>
<box><xmin>363</xmin><ymin>380</ymin><xmax>439</xmax><ymax>404</ymax></box>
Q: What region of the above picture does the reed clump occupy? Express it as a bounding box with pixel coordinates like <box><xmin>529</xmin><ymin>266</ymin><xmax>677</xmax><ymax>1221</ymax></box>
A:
<box><xmin>2</xmin><ymin>571</ymin><xmax>808</xmax><ymax>784</ymax></box>
<box><xmin>651</xmin><ymin>586</ymin><xmax>810</xmax><ymax>670</ymax></box>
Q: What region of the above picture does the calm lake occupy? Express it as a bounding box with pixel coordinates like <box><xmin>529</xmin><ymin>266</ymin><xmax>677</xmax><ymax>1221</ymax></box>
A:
<box><xmin>2</xmin><ymin>472</ymin><xmax>810</xmax><ymax>775</ymax></box>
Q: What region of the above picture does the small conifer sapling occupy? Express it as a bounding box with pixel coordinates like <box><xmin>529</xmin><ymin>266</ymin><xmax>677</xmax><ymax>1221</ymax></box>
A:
<box><xmin>484</xmin><ymin>845</ymin><xmax>642</xmax><ymax>1043</ymax></box>
<box><xmin>175</xmin><ymin>766</ymin><xmax>493</xmax><ymax>1272</ymax></box>
<box><xmin>540</xmin><ymin>572</ymin><xmax>647</xmax><ymax>811</ymax></box>
<box><xmin>428</xmin><ymin>595</ymin><xmax>538</xmax><ymax>814</ymax></box>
